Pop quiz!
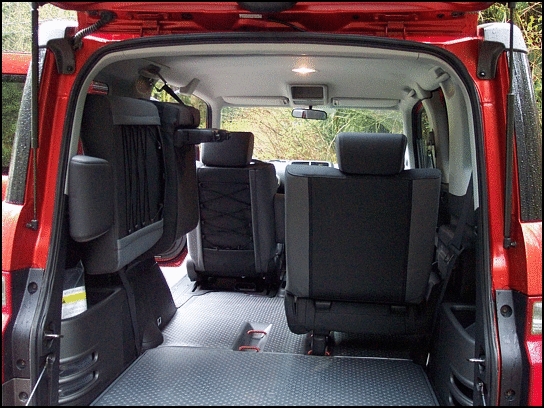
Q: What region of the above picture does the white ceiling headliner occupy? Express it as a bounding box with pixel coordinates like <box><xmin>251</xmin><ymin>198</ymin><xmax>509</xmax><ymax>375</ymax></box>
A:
<box><xmin>97</xmin><ymin>41</ymin><xmax>443</xmax><ymax>108</ymax></box>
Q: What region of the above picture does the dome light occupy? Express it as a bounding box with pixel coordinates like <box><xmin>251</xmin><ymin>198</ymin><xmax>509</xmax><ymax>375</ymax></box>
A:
<box><xmin>292</xmin><ymin>67</ymin><xmax>317</xmax><ymax>74</ymax></box>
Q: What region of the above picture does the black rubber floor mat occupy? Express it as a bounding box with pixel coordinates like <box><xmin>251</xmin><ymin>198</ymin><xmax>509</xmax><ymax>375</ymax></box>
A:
<box><xmin>161</xmin><ymin>291</ymin><xmax>306</xmax><ymax>354</ymax></box>
<box><xmin>162</xmin><ymin>290</ymin><xmax>419</xmax><ymax>358</ymax></box>
<box><xmin>92</xmin><ymin>346</ymin><xmax>438</xmax><ymax>406</ymax></box>
<box><xmin>169</xmin><ymin>273</ymin><xmax>203</xmax><ymax>307</ymax></box>
<box><xmin>168</xmin><ymin>273</ymin><xmax>277</xmax><ymax>309</ymax></box>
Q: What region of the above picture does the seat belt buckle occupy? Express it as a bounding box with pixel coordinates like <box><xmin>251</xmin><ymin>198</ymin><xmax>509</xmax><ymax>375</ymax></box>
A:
<box><xmin>437</xmin><ymin>239</ymin><xmax>462</xmax><ymax>279</ymax></box>
<box><xmin>436</xmin><ymin>224</ymin><xmax>463</xmax><ymax>278</ymax></box>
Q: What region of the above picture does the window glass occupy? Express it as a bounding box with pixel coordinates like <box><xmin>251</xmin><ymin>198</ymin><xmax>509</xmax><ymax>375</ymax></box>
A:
<box><xmin>220</xmin><ymin>107</ymin><xmax>403</xmax><ymax>162</ymax></box>
<box><xmin>416</xmin><ymin>107</ymin><xmax>436</xmax><ymax>169</ymax></box>
<box><xmin>2</xmin><ymin>74</ymin><xmax>25</xmax><ymax>175</ymax></box>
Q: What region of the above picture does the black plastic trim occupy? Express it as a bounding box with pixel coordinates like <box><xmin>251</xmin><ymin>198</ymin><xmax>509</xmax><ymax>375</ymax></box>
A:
<box><xmin>495</xmin><ymin>290</ymin><xmax>525</xmax><ymax>405</ymax></box>
<box><xmin>512</xmin><ymin>290</ymin><xmax>532</xmax><ymax>406</ymax></box>
<box><xmin>477</xmin><ymin>40</ymin><xmax>505</xmax><ymax>80</ymax></box>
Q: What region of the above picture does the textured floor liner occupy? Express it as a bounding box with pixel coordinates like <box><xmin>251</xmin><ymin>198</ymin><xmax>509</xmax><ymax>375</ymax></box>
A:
<box><xmin>92</xmin><ymin>282</ymin><xmax>438</xmax><ymax>405</ymax></box>
<box><xmin>92</xmin><ymin>346</ymin><xmax>438</xmax><ymax>406</ymax></box>
<box><xmin>163</xmin><ymin>289</ymin><xmax>413</xmax><ymax>358</ymax></box>
<box><xmin>162</xmin><ymin>291</ymin><xmax>306</xmax><ymax>354</ymax></box>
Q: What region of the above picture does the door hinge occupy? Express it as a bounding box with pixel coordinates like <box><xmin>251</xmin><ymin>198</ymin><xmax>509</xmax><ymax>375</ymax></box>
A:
<box><xmin>386</xmin><ymin>21</ymin><xmax>406</xmax><ymax>38</ymax></box>
<box><xmin>477</xmin><ymin>40</ymin><xmax>505</xmax><ymax>80</ymax></box>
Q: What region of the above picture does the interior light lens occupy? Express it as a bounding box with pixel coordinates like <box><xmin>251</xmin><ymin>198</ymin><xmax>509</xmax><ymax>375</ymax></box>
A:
<box><xmin>292</xmin><ymin>67</ymin><xmax>317</xmax><ymax>74</ymax></box>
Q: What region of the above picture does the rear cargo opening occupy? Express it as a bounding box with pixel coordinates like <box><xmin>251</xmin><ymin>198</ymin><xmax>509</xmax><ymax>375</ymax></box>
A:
<box><xmin>88</xmin><ymin>261</ymin><xmax>440</xmax><ymax>406</ymax></box>
<box><xmin>5</xmin><ymin>3</ymin><xmax>542</xmax><ymax>405</ymax></box>
<box><xmin>51</xmin><ymin>33</ymin><xmax>488</xmax><ymax>407</ymax></box>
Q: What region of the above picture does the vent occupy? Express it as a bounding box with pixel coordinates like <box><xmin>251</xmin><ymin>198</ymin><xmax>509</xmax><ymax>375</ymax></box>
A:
<box><xmin>291</xmin><ymin>160</ymin><xmax>332</xmax><ymax>167</ymax></box>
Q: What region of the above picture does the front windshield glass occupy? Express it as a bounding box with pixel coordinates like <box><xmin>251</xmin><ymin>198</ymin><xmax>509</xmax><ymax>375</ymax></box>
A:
<box><xmin>220</xmin><ymin>107</ymin><xmax>403</xmax><ymax>162</ymax></box>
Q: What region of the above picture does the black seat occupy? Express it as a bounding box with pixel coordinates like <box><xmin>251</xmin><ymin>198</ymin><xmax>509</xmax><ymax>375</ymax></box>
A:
<box><xmin>68</xmin><ymin>95</ymin><xmax>188</xmax><ymax>353</ymax></box>
<box><xmin>186</xmin><ymin>132</ymin><xmax>281</xmax><ymax>284</ymax></box>
<box><xmin>143</xmin><ymin>101</ymin><xmax>201</xmax><ymax>259</ymax></box>
<box><xmin>69</xmin><ymin>95</ymin><xmax>165</xmax><ymax>275</ymax></box>
<box><xmin>283</xmin><ymin>132</ymin><xmax>441</xmax><ymax>354</ymax></box>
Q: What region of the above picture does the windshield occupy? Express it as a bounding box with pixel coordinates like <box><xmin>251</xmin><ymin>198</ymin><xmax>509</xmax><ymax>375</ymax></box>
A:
<box><xmin>220</xmin><ymin>107</ymin><xmax>403</xmax><ymax>162</ymax></box>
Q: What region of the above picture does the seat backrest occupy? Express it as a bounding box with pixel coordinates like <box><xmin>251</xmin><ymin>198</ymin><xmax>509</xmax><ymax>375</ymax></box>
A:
<box><xmin>143</xmin><ymin>101</ymin><xmax>201</xmax><ymax>258</ymax></box>
<box><xmin>284</xmin><ymin>132</ymin><xmax>441</xmax><ymax>336</ymax></box>
<box><xmin>69</xmin><ymin>95</ymin><xmax>165</xmax><ymax>274</ymax></box>
<box><xmin>186</xmin><ymin>132</ymin><xmax>279</xmax><ymax>280</ymax></box>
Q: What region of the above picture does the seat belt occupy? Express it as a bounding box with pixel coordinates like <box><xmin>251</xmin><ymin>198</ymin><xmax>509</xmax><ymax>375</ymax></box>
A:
<box><xmin>119</xmin><ymin>266</ymin><xmax>142</xmax><ymax>356</ymax></box>
<box><xmin>429</xmin><ymin>174</ymin><xmax>474</xmax><ymax>344</ymax></box>
<box><xmin>153</xmin><ymin>70</ymin><xmax>186</xmax><ymax>106</ymax></box>
<box><xmin>159</xmin><ymin>82</ymin><xmax>185</xmax><ymax>105</ymax></box>
<box><xmin>436</xmin><ymin>174</ymin><xmax>474</xmax><ymax>282</ymax></box>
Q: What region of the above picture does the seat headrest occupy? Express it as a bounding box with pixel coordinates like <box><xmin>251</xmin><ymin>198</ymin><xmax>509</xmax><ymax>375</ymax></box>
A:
<box><xmin>201</xmin><ymin>132</ymin><xmax>254</xmax><ymax>167</ymax></box>
<box><xmin>157</xmin><ymin>101</ymin><xmax>200</xmax><ymax>129</ymax></box>
<box><xmin>89</xmin><ymin>95</ymin><xmax>161</xmax><ymax>126</ymax></box>
<box><xmin>174</xmin><ymin>103</ymin><xmax>200</xmax><ymax>129</ymax></box>
<box><xmin>335</xmin><ymin>132</ymin><xmax>407</xmax><ymax>175</ymax></box>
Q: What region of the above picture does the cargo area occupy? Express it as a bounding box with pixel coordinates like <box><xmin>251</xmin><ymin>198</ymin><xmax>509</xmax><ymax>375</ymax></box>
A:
<box><xmin>89</xmin><ymin>261</ymin><xmax>439</xmax><ymax>406</ymax></box>
<box><xmin>3</xmin><ymin>3</ymin><xmax>541</xmax><ymax>407</ymax></box>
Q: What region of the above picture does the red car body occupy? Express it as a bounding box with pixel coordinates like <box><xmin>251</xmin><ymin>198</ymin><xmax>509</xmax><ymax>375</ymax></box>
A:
<box><xmin>2</xmin><ymin>2</ymin><xmax>541</xmax><ymax>406</ymax></box>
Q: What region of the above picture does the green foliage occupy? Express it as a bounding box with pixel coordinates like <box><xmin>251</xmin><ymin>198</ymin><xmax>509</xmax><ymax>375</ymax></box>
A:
<box><xmin>2</xmin><ymin>3</ymin><xmax>76</xmax><ymax>52</ymax></box>
<box><xmin>2</xmin><ymin>80</ymin><xmax>25</xmax><ymax>170</ymax></box>
<box><xmin>2</xmin><ymin>3</ymin><xmax>76</xmax><ymax>172</ymax></box>
<box><xmin>1</xmin><ymin>2</ymin><xmax>541</xmax><ymax>167</ymax></box>
<box><xmin>479</xmin><ymin>2</ymin><xmax>542</xmax><ymax>117</ymax></box>
<box><xmin>221</xmin><ymin>107</ymin><xmax>403</xmax><ymax>161</ymax></box>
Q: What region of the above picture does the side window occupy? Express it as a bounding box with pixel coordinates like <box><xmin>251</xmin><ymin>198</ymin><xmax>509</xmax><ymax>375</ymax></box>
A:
<box><xmin>2</xmin><ymin>53</ymin><xmax>29</xmax><ymax>200</ymax></box>
<box><xmin>413</xmin><ymin>104</ymin><xmax>436</xmax><ymax>169</ymax></box>
<box><xmin>413</xmin><ymin>89</ymin><xmax>448</xmax><ymax>171</ymax></box>
<box><xmin>2</xmin><ymin>74</ymin><xmax>25</xmax><ymax>173</ymax></box>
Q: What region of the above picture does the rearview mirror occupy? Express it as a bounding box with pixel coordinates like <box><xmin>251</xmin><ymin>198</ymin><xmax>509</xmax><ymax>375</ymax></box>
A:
<box><xmin>291</xmin><ymin>108</ymin><xmax>327</xmax><ymax>120</ymax></box>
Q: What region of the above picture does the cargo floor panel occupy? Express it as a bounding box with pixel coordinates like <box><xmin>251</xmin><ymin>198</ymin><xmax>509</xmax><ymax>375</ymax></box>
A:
<box><xmin>162</xmin><ymin>289</ymin><xmax>413</xmax><ymax>358</ymax></box>
<box><xmin>92</xmin><ymin>285</ymin><xmax>438</xmax><ymax>405</ymax></box>
<box><xmin>92</xmin><ymin>346</ymin><xmax>438</xmax><ymax>406</ymax></box>
<box><xmin>162</xmin><ymin>291</ymin><xmax>306</xmax><ymax>353</ymax></box>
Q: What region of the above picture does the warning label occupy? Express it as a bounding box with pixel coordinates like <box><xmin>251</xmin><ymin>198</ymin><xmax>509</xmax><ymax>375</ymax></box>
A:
<box><xmin>61</xmin><ymin>286</ymin><xmax>87</xmax><ymax>319</ymax></box>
